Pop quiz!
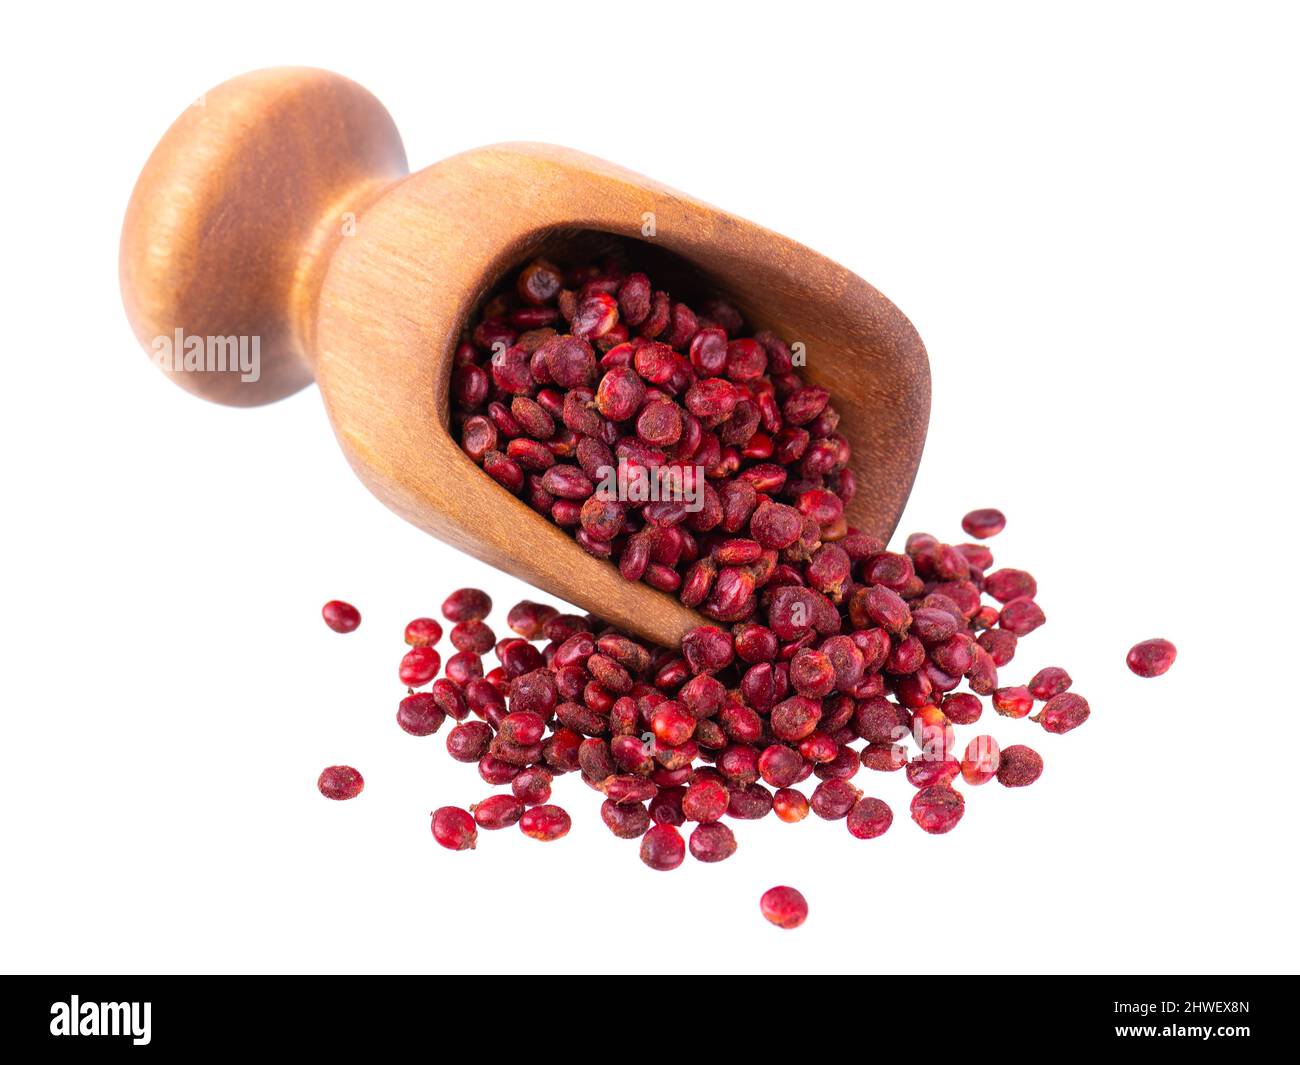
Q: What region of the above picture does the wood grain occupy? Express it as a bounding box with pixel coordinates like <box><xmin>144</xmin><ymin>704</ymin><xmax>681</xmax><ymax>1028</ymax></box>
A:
<box><xmin>122</xmin><ymin>68</ymin><xmax>930</xmax><ymax>648</ymax></box>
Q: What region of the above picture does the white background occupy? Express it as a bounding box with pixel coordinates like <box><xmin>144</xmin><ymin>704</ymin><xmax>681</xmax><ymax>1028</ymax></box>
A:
<box><xmin>2</xmin><ymin>1</ymin><xmax>1295</xmax><ymax>975</ymax></box>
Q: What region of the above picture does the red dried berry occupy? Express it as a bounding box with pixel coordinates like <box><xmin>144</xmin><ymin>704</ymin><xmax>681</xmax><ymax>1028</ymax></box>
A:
<box><xmin>542</xmin><ymin>335</ymin><xmax>597</xmax><ymax>388</ymax></box>
<box><xmin>996</xmin><ymin>745</ymin><xmax>1044</xmax><ymax>788</ymax></box>
<box><xmin>757</xmin><ymin>744</ymin><xmax>804</xmax><ymax>788</ymax></box>
<box><xmin>595</xmin><ymin>365</ymin><xmax>646</xmax><ymax>420</ymax></box>
<box><xmin>451</xmin><ymin>619</ymin><xmax>496</xmax><ymax>654</ymax></box>
<box><xmin>519</xmin><ymin>804</ymin><xmax>571</xmax><ymax>841</ymax></box>
<box><xmin>912</xmin><ymin>704</ymin><xmax>956</xmax><ymax>758</ymax></box>
<box><xmin>771</xmin><ymin>696</ymin><xmax>823</xmax><ymax>742</ymax></box>
<box><xmin>810</xmin><ymin>777</ymin><xmax>861</xmax><ymax>820</ymax></box>
<box><xmin>404</xmin><ymin>617</ymin><xmax>442</xmax><ymax>647</ymax></box>
<box><xmin>909</xmin><ymin>784</ymin><xmax>965</xmax><ymax>834</ymax></box>
<box><xmin>905</xmin><ymin>755</ymin><xmax>962</xmax><ymax>789</ymax></box>
<box><xmin>506</xmin><ymin>600</ymin><xmax>558</xmax><ymax>639</ymax></box>
<box><xmin>431</xmin><ymin>807</ymin><xmax>477</xmax><ymax>850</ymax></box>
<box><xmin>471</xmin><ymin>794</ymin><xmax>525</xmax><ymax>830</ymax></box>
<box><xmin>992</xmin><ymin>685</ymin><xmax>1034</xmax><ymax>719</ymax></box>
<box><xmin>861</xmin><ymin>744</ymin><xmax>908</xmax><ymax>772</ymax></box>
<box><xmin>759</xmin><ymin>885</ymin><xmax>808</xmax><ymax>929</ymax></box>
<box><xmin>681</xmin><ymin>625</ymin><xmax>734</xmax><ymax>674</ymax></box>
<box><xmin>511</xmin><ymin>767</ymin><xmax>553</xmax><ymax>806</ymax></box>
<box><xmin>442</xmin><ymin>588</ymin><xmax>492</xmax><ymax>622</ymax></box>
<box><xmin>572</xmin><ymin>292</ymin><xmax>619</xmax><ymax>339</ymax></box>
<box><xmin>1037</xmin><ymin>692</ymin><xmax>1091</xmax><ymax>734</ymax></box>
<box><xmin>516</xmin><ymin>258</ymin><xmax>563</xmax><ymax>304</ymax></box>
<box><xmin>846</xmin><ymin>797</ymin><xmax>893</xmax><ymax>839</ymax></box>
<box><xmin>960</xmin><ymin>736</ymin><xmax>1001</xmax><ymax>786</ymax></box>
<box><xmin>977</xmin><ymin>628</ymin><xmax>1018</xmax><ymax>667</ymax></box>
<box><xmin>321</xmin><ymin>600</ymin><xmax>361</xmax><ymax>633</ymax></box>
<box><xmin>649</xmin><ymin>786</ymin><xmax>686</xmax><ymax>826</ymax></box>
<box><xmin>941</xmin><ymin>692</ymin><xmax>983</xmax><ymax>725</ymax></box>
<box><xmin>651</xmin><ymin>701</ymin><xmax>696</xmax><ymax>746</ymax></box>
<box><xmin>789</xmin><ymin>648</ymin><xmax>835</xmax><ymax>697</ymax></box>
<box><xmin>446</xmin><ymin>721</ymin><xmax>492</xmax><ymax>762</ymax></box>
<box><xmin>317</xmin><ymin>765</ymin><xmax>363</xmax><ymax>800</ymax></box>
<box><xmin>639</xmin><ymin>824</ymin><xmax>686</xmax><ymax>871</ymax></box>
<box><xmin>985</xmin><ymin>568</ymin><xmax>1037</xmax><ymax>603</ymax></box>
<box><xmin>601</xmin><ymin>799</ymin><xmax>651</xmax><ymax>839</ymax></box>
<box><xmin>397</xmin><ymin>692</ymin><xmax>446</xmax><ymax>737</ymax></box>
<box><xmin>479</xmin><ymin>754</ymin><xmax>521</xmax><ymax>786</ymax></box>
<box><xmin>1028</xmin><ymin>666</ymin><xmax>1072</xmax><ymax>700</ymax></box>
<box><xmin>1000</xmin><ymin>598</ymin><xmax>1046</xmax><ymax>636</ymax></box>
<box><xmin>1126</xmin><ymin>638</ymin><xmax>1176</xmax><ymax>678</ymax></box>
<box><xmin>689</xmin><ymin>822</ymin><xmax>738</xmax><ymax>863</ymax></box>
<box><xmin>772</xmin><ymin>788</ymin><xmax>810</xmax><ymax>822</ymax></box>
<box><xmin>682</xmin><ymin>778</ymin><xmax>730</xmax><ymax>823</ymax></box>
<box><xmin>399</xmin><ymin>645</ymin><xmax>441</xmax><ymax>687</ymax></box>
<box><xmin>727</xmin><ymin>783</ymin><xmax>774</xmax><ymax>820</ymax></box>
<box><xmin>961</xmin><ymin>508</ymin><xmax>1006</xmax><ymax>539</ymax></box>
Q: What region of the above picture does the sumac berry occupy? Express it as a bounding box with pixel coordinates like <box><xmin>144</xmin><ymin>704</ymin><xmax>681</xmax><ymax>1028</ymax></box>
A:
<box><xmin>960</xmin><ymin>736</ymin><xmax>1001</xmax><ymax>786</ymax></box>
<box><xmin>471</xmin><ymin>795</ymin><xmax>525</xmax><ymax>830</ymax></box>
<box><xmin>961</xmin><ymin>508</ymin><xmax>1006</xmax><ymax>539</ymax></box>
<box><xmin>317</xmin><ymin>765</ymin><xmax>363</xmax><ymax>800</ymax></box>
<box><xmin>846</xmin><ymin>796</ymin><xmax>893</xmax><ymax>839</ymax></box>
<box><xmin>404</xmin><ymin>616</ymin><xmax>441</xmax><ymax>646</ymax></box>
<box><xmin>997</xmin><ymin>745</ymin><xmax>1044</xmax><ymax>788</ymax></box>
<box><xmin>601</xmin><ymin>799</ymin><xmax>651</xmax><ymax>839</ymax></box>
<box><xmin>639</xmin><ymin>824</ymin><xmax>686</xmax><ymax>871</ymax></box>
<box><xmin>397</xmin><ymin>692</ymin><xmax>446</xmax><ymax>736</ymax></box>
<box><xmin>773</xmin><ymin>788</ymin><xmax>810</xmax><ymax>822</ymax></box>
<box><xmin>442</xmin><ymin>587</ymin><xmax>492</xmax><ymax>622</ymax></box>
<box><xmin>1037</xmin><ymin>692</ymin><xmax>1090</xmax><ymax>734</ymax></box>
<box><xmin>322</xmin><ymin>600</ymin><xmax>361</xmax><ymax>633</ymax></box>
<box><xmin>760</xmin><ymin>885</ymin><xmax>808</xmax><ymax>929</ymax></box>
<box><xmin>910</xmin><ymin>784</ymin><xmax>965</xmax><ymax>835</ymax></box>
<box><xmin>689</xmin><ymin>821</ymin><xmax>738</xmax><ymax>863</ymax></box>
<box><xmin>399</xmin><ymin>646</ymin><xmax>441</xmax><ymax>687</ymax></box>
<box><xmin>1127</xmin><ymin>638</ymin><xmax>1176</xmax><ymax>678</ymax></box>
<box><xmin>431</xmin><ymin>807</ymin><xmax>477</xmax><ymax>850</ymax></box>
<box><xmin>519</xmin><ymin>804</ymin><xmax>571</xmax><ymax>841</ymax></box>
<box><xmin>1028</xmin><ymin>666</ymin><xmax>1072</xmax><ymax>700</ymax></box>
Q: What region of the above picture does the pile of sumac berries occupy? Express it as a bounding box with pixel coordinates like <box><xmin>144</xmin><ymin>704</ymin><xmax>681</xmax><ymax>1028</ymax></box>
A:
<box><xmin>380</xmin><ymin>506</ymin><xmax>1095</xmax><ymax>869</ymax></box>
<box><xmin>452</xmin><ymin>255</ymin><xmax>856</xmax><ymax>619</ymax></box>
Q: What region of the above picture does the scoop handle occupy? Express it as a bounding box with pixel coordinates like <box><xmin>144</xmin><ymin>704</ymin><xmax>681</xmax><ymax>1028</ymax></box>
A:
<box><xmin>119</xmin><ymin>67</ymin><xmax>409</xmax><ymax>406</ymax></box>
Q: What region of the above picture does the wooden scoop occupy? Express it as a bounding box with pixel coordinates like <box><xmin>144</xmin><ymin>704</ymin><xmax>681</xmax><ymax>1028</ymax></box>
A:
<box><xmin>120</xmin><ymin>67</ymin><xmax>930</xmax><ymax>648</ymax></box>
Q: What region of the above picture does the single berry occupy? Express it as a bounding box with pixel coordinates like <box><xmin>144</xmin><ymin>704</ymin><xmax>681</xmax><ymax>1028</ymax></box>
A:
<box><xmin>997</xmin><ymin>745</ymin><xmax>1044</xmax><ymax>788</ymax></box>
<box><xmin>846</xmin><ymin>797</ymin><xmax>893</xmax><ymax>839</ymax></box>
<box><xmin>1126</xmin><ymin>638</ymin><xmax>1176</xmax><ymax>678</ymax></box>
<box><xmin>639</xmin><ymin>824</ymin><xmax>686</xmax><ymax>871</ymax></box>
<box><xmin>471</xmin><ymin>795</ymin><xmax>525</xmax><ymax>830</ymax></box>
<box><xmin>910</xmin><ymin>784</ymin><xmax>965</xmax><ymax>834</ymax></box>
<box><xmin>689</xmin><ymin>822</ymin><xmax>738</xmax><ymax>863</ymax></box>
<box><xmin>321</xmin><ymin>600</ymin><xmax>361</xmax><ymax>633</ymax></box>
<box><xmin>404</xmin><ymin>617</ymin><xmax>442</xmax><ymax>647</ymax></box>
<box><xmin>1028</xmin><ymin>666</ymin><xmax>1072</xmax><ymax>700</ymax></box>
<box><xmin>519</xmin><ymin>804</ymin><xmax>571</xmax><ymax>841</ymax></box>
<box><xmin>399</xmin><ymin>645</ymin><xmax>441</xmax><ymax>686</ymax></box>
<box><xmin>431</xmin><ymin>806</ymin><xmax>477</xmax><ymax>850</ymax></box>
<box><xmin>317</xmin><ymin>765</ymin><xmax>363</xmax><ymax>800</ymax></box>
<box><xmin>960</xmin><ymin>735</ymin><xmax>1001</xmax><ymax>786</ymax></box>
<box><xmin>397</xmin><ymin>692</ymin><xmax>446</xmax><ymax>737</ymax></box>
<box><xmin>442</xmin><ymin>588</ymin><xmax>492</xmax><ymax>623</ymax></box>
<box><xmin>1037</xmin><ymin>692</ymin><xmax>1090</xmax><ymax>734</ymax></box>
<box><xmin>760</xmin><ymin>885</ymin><xmax>808</xmax><ymax>929</ymax></box>
<box><xmin>773</xmin><ymin>788</ymin><xmax>810</xmax><ymax>823</ymax></box>
<box><xmin>961</xmin><ymin>508</ymin><xmax>1006</xmax><ymax>539</ymax></box>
